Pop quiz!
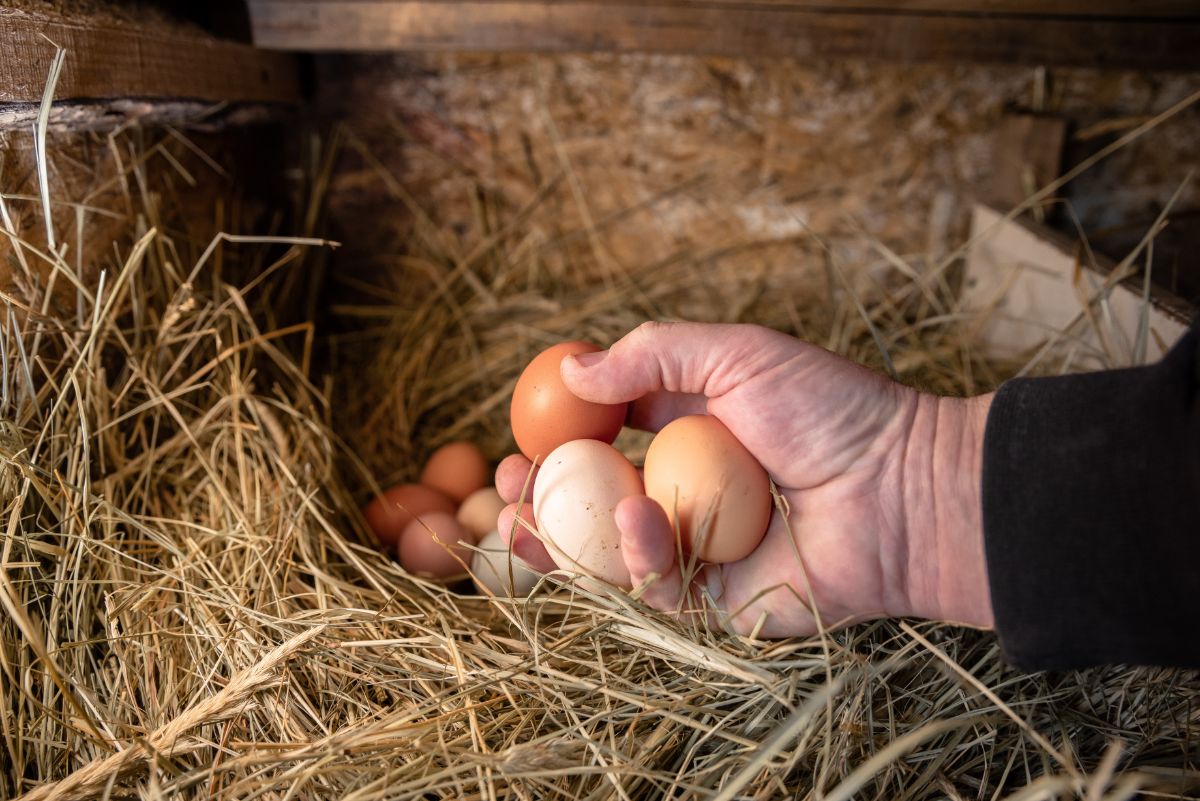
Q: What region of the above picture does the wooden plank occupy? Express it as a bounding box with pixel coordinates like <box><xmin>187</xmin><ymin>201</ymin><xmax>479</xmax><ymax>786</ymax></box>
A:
<box><xmin>274</xmin><ymin>0</ymin><xmax>1200</xmax><ymax>18</ymax></box>
<box><xmin>962</xmin><ymin>204</ymin><xmax>1192</xmax><ymax>368</ymax></box>
<box><xmin>247</xmin><ymin>1</ymin><xmax>1200</xmax><ymax>70</ymax></box>
<box><xmin>0</xmin><ymin>8</ymin><xmax>300</xmax><ymax>105</ymax></box>
<box><xmin>988</xmin><ymin>114</ymin><xmax>1067</xmax><ymax>213</ymax></box>
<box><xmin>664</xmin><ymin>0</ymin><xmax>1200</xmax><ymax>14</ymax></box>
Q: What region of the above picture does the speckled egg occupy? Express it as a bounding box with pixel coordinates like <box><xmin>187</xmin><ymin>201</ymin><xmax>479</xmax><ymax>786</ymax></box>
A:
<box><xmin>533</xmin><ymin>439</ymin><xmax>642</xmax><ymax>588</ymax></box>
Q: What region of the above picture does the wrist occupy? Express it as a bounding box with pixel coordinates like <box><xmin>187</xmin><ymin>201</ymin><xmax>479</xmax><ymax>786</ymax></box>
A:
<box><xmin>899</xmin><ymin>392</ymin><xmax>995</xmax><ymax>628</ymax></box>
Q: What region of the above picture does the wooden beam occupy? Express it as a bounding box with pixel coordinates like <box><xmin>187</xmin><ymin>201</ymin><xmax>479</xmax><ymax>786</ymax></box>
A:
<box><xmin>595</xmin><ymin>0</ymin><xmax>1200</xmax><ymax>16</ymax></box>
<box><xmin>246</xmin><ymin>0</ymin><xmax>1200</xmax><ymax>70</ymax></box>
<box><xmin>0</xmin><ymin>8</ymin><xmax>300</xmax><ymax>106</ymax></box>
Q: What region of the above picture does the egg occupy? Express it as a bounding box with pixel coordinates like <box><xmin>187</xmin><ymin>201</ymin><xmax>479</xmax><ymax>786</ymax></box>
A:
<box><xmin>420</xmin><ymin>441</ymin><xmax>490</xmax><ymax>503</ymax></box>
<box><xmin>399</xmin><ymin>512</ymin><xmax>475</xmax><ymax>579</ymax></box>
<box><xmin>510</xmin><ymin>341</ymin><xmax>628</xmax><ymax>462</ymax></box>
<box><xmin>643</xmin><ymin>414</ymin><xmax>771</xmax><ymax>563</ymax></box>
<box><xmin>363</xmin><ymin>483</ymin><xmax>456</xmax><ymax>551</ymax></box>
<box><xmin>457</xmin><ymin>487</ymin><xmax>507</xmax><ymax>539</ymax></box>
<box><xmin>533</xmin><ymin>439</ymin><xmax>642</xmax><ymax>588</ymax></box>
<box><xmin>471</xmin><ymin>529</ymin><xmax>540</xmax><ymax>596</ymax></box>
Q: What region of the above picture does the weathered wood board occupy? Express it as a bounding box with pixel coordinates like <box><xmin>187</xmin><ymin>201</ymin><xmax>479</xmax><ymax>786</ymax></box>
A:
<box><xmin>987</xmin><ymin>115</ymin><xmax>1068</xmax><ymax>213</ymax></box>
<box><xmin>0</xmin><ymin>7</ymin><xmax>300</xmax><ymax>107</ymax></box>
<box><xmin>962</xmin><ymin>204</ymin><xmax>1193</xmax><ymax>370</ymax></box>
<box><xmin>248</xmin><ymin>0</ymin><xmax>1200</xmax><ymax>70</ymax></box>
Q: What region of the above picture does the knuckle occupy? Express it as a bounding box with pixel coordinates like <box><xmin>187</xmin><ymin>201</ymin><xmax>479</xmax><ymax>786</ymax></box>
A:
<box><xmin>630</xmin><ymin>320</ymin><xmax>673</xmax><ymax>343</ymax></box>
<box><xmin>742</xmin><ymin>323</ymin><xmax>785</xmax><ymax>347</ymax></box>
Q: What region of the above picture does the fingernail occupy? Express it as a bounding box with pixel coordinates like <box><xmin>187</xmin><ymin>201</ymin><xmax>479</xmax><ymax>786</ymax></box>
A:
<box><xmin>571</xmin><ymin>351</ymin><xmax>607</xmax><ymax>369</ymax></box>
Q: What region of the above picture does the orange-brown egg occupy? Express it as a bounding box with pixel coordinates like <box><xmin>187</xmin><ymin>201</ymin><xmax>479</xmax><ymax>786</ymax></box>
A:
<box><xmin>363</xmin><ymin>483</ymin><xmax>456</xmax><ymax>551</ymax></box>
<box><xmin>420</xmin><ymin>441</ymin><xmax>489</xmax><ymax>503</ymax></box>
<box><xmin>510</xmin><ymin>341</ymin><xmax>628</xmax><ymax>462</ymax></box>
<box><xmin>643</xmin><ymin>415</ymin><xmax>771</xmax><ymax>563</ymax></box>
<box><xmin>399</xmin><ymin>512</ymin><xmax>475</xmax><ymax>578</ymax></box>
<box><xmin>456</xmin><ymin>487</ymin><xmax>507</xmax><ymax>539</ymax></box>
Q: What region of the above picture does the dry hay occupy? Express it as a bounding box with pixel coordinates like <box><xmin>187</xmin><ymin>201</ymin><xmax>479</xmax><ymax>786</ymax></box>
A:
<box><xmin>2</xmin><ymin>103</ymin><xmax>1199</xmax><ymax>801</ymax></box>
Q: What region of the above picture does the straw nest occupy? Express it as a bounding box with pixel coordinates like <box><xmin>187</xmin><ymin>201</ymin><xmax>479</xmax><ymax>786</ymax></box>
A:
<box><xmin>2</xmin><ymin>110</ymin><xmax>1198</xmax><ymax>801</ymax></box>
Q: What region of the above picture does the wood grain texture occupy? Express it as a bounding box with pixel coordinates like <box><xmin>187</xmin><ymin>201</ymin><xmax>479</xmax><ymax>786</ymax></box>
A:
<box><xmin>247</xmin><ymin>1</ymin><xmax>1200</xmax><ymax>70</ymax></box>
<box><xmin>988</xmin><ymin>115</ymin><xmax>1068</xmax><ymax>212</ymax></box>
<box><xmin>270</xmin><ymin>0</ymin><xmax>1200</xmax><ymax>17</ymax></box>
<box><xmin>677</xmin><ymin>0</ymin><xmax>1200</xmax><ymax>14</ymax></box>
<box><xmin>0</xmin><ymin>8</ymin><xmax>300</xmax><ymax>105</ymax></box>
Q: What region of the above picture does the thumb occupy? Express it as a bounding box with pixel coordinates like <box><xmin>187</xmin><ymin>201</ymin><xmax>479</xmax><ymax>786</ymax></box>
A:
<box><xmin>561</xmin><ymin>321</ymin><xmax>788</xmax><ymax>405</ymax></box>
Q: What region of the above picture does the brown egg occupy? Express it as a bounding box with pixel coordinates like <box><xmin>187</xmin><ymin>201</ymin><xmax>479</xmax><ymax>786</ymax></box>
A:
<box><xmin>643</xmin><ymin>415</ymin><xmax>771</xmax><ymax>563</ymax></box>
<box><xmin>399</xmin><ymin>512</ymin><xmax>475</xmax><ymax>579</ymax></box>
<box><xmin>420</xmin><ymin>441</ymin><xmax>489</xmax><ymax>503</ymax></box>
<box><xmin>456</xmin><ymin>487</ymin><xmax>507</xmax><ymax>539</ymax></box>
<box><xmin>510</xmin><ymin>341</ymin><xmax>628</xmax><ymax>462</ymax></box>
<box><xmin>363</xmin><ymin>483</ymin><xmax>456</xmax><ymax>551</ymax></box>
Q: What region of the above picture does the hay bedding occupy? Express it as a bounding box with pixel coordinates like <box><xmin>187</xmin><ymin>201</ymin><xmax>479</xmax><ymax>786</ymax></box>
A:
<box><xmin>1</xmin><ymin>104</ymin><xmax>1198</xmax><ymax>801</ymax></box>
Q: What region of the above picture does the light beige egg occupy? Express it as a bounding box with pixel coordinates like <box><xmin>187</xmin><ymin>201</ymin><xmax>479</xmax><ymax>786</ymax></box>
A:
<box><xmin>471</xmin><ymin>530</ymin><xmax>540</xmax><ymax>596</ymax></box>
<box><xmin>457</xmin><ymin>487</ymin><xmax>507</xmax><ymax>539</ymax></box>
<box><xmin>533</xmin><ymin>439</ymin><xmax>642</xmax><ymax>588</ymax></box>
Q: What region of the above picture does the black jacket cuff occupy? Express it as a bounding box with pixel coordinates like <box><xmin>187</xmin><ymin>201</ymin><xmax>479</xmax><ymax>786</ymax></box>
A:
<box><xmin>981</xmin><ymin>324</ymin><xmax>1200</xmax><ymax>671</ymax></box>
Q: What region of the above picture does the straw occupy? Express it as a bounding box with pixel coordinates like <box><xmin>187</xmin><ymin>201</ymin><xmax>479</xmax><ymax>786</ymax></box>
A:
<box><xmin>2</xmin><ymin>67</ymin><xmax>1198</xmax><ymax>801</ymax></box>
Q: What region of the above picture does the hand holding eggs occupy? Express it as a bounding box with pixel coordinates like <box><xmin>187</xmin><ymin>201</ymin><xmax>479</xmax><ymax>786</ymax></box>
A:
<box><xmin>364</xmin><ymin>336</ymin><xmax>777</xmax><ymax>596</ymax></box>
<box><xmin>504</xmin><ymin>339</ymin><xmax>773</xmax><ymax>591</ymax></box>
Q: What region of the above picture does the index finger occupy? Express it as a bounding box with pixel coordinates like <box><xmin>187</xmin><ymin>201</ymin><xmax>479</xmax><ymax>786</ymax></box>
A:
<box><xmin>560</xmin><ymin>321</ymin><xmax>793</xmax><ymax>405</ymax></box>
<box><xmin>626</xmin><ymin>389</ymin><xmax>709</xmax><ymax>433</ymax></box>
<box><xmin>495</xmin><ymin>453</ymin><xmax>539</xmax><ymax>504</ymax></box>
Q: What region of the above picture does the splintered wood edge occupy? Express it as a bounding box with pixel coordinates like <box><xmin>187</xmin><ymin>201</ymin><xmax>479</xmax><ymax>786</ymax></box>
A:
<box><xmin>978</xmin><ymin>203</ymin><xmax>1195</xmax><ymax>326</ymax></box>
<box><xmin>963</xmin><ymin>202</ymin><xmax>1194</xmax><ymax>365</ymax></box>
<box><xmin>0</xmin><ymin>8</ymin><xmax>301</xmax><ymax>107</ymax></box>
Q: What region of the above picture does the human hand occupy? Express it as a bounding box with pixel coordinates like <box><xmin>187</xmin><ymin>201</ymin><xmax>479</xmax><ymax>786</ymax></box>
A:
<box><xmin>495</xmin><ymin>322</ymin><xmax>994</xmax><ymax>637</ymax></box>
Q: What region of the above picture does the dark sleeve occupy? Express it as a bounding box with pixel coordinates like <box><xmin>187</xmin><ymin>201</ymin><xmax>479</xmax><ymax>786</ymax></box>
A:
<box><xmin>981</xmin><ymin>320</ymin><xmax>1200</xmax><ymax>671</ymax></box>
